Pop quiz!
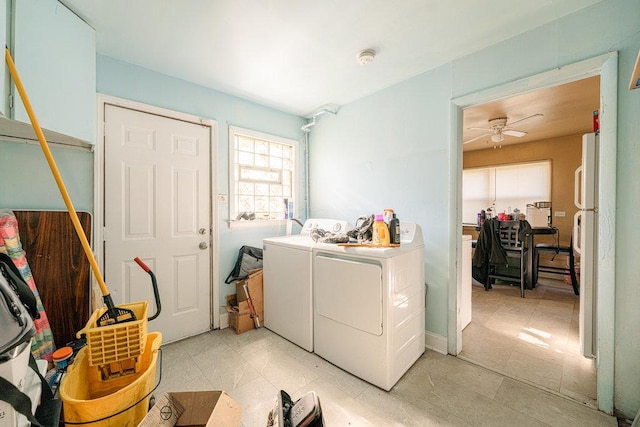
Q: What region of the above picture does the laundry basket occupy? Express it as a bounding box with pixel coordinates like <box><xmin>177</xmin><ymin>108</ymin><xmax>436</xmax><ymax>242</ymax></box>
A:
<box><xmin>59</xmin><ymin>331</ymin><xmax>161</xmax><ymax>426</ymax></box>
<box><xmin>76</xmin><ymin>301</ymin><xmax>149</xmax><ymax>367</ymax></box>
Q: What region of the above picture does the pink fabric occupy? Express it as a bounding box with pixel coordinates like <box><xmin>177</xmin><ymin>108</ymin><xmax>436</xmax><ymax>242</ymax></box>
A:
<box><xmin>0</xmin><ymin>211</ymin><xmax>56</xmax><ymax>361</ymax></box>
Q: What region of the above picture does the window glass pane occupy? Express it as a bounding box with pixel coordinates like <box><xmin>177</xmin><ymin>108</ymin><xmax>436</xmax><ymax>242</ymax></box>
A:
<box><xmin>238</xmin><ymin>151</ymin><xmax>254</xmax><ymax>165</ymax></box>
<box><xmin>255</xmin><ymin>196</ymin><xmax>268</xmax><ymax>212</ymax></box>
<box><xmin>270</xmin><ymin>184</ymin><xmax>283</xmax><ymax>197</ymax></box>
<box><xmin>238</xmin><ymin>136</ymin><xmax>253</xmax><ymax>151</ymax></box>
<box><xmin>462</xmin><ymin>168</ymin><xmax>491</xmax><ymax>224</ymax></box>
<box><xmin>494</xmin><ymin>162</ymin><xmax>550</xmax><ymax>216</ymax></box>
<box><xmin>238</xmin><ymin>195</ymin><xmax>254</xmax><ymax>212</ymax></box>
<box><xmin>270</xmin><ymin>197</ymin><xmax>284</xmax><ymax>215</ymax></box>
<box><xmin>255</xmin><ymin>154</ymin><xmax>269</xmax><ymax>167</ymax></box>
<box><xmin>239</xmin><ymin>166</ymin><xmax>281</xmax><ymax>183</ymax></box>
<box><xmin>238</xmin><ymin>182</ymin><xmax>254</xmax><ymax>195</ymax></box>
<box><xmin>270</xmin><ymin>143</ymin><xmax>283</xmax><ymax>158</ymax></box>
<box><xmin>254</xmin><ymin>139</ymin><xmax>268</xmax><ymax>154</ymax></box>
<box><xmin>255</xmin><ymin>183</ymin><xmax>269</xmax><ymax>196</ymax></box>
<box><xmin>463</xmin><ymin>161</ymin><xmax>550</xmax><ymax>224</ymax></box>
<box><xmin>230</xmin><ymin>127</ymin><xmax>297</xmax><ymax>221</ymax></box>
<box><xmin>270</xmin><ymin>156</ymin><xmax>283</xmax><ymax>169</ymax></box>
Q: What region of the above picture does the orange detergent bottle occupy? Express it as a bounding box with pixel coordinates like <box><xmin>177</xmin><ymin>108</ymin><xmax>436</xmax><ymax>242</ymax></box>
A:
<box><xmin>372</xmin><ymin>214</ymin><xmax>390</xmax><ymax>246</ymax></box>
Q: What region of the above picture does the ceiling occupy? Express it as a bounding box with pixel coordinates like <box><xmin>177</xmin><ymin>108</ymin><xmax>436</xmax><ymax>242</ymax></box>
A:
<box><xmin>61</xmin><ymin>0</ymin><xmax>602</xmax><ymax>117</ymax></box>
<box><xmin>462</xmin><ymin>76</ymin><xmax>600</xmax><ymax>151</ymax></box>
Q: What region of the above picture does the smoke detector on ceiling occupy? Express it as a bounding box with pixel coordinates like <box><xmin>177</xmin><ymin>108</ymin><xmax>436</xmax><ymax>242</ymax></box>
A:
<box><xmin>357</xmin><ymin>49</ymin><xmax>376</xmax><ymax>65</ymax></box>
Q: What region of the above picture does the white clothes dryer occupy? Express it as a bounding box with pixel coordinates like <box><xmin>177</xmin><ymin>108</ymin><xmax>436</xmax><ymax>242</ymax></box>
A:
<box><xmin>263</xmin><ymin>218</ymin><xmax>348</xmax><ymax>352</ymax></box>
<box><xmin>312</xmin><ymin>223</ymin><xmax>425</xmax><ymax>390</ymax></box>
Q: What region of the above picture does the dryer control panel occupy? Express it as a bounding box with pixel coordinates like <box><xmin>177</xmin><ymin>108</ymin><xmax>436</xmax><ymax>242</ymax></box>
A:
<box><xmin>301</xmin><ymin>218</ymin><xmax>349</xmax><ymax>235</ymax></box>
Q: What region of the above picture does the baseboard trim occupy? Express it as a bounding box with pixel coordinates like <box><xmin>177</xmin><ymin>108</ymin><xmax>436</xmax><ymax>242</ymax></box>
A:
<box><xmin>219</xmin><ymin>312</ymin><xmax>229</xmax><ymax>329</ymax></box>
<box><xmin>425</xmin><ymin>330</ymin><xmax>448</xmax><ymax>354</ymax></box>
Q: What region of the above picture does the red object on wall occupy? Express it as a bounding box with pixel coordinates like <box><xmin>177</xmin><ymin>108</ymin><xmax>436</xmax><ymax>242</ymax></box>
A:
<box><xmin>593</xmin><ymin>110</ymin><xmax>599</xmax><ymax>133</ymax></box>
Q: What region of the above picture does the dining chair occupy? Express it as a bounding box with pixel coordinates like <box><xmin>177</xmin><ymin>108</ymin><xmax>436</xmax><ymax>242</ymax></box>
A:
<box><xmin>485</xmin><ymin>219</ymin><xmax>530</xmax><ymax>298</ymax></box>
<box><xmin>535</xmin><ymin>235</ymin><xmax>579</xmax><ymax>295</ymax></box>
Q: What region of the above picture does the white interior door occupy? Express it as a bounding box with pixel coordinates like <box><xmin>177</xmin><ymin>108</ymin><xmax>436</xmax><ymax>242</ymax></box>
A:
<box><xmin>574</xmin><ymin>133</ymin><xmax>598</xmax><ymax>358</ymax></box>
<box><xmin>104</xmin><ymin>104</ymin><xmax>212</xmax><ymax>343</ymax></box>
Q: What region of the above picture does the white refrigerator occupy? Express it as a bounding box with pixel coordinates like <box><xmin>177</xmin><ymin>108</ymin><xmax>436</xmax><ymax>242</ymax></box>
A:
<box><xmin>574</xmin><ymin>133</ymin><xmax>598</xmax><ymax>358</ymax></box>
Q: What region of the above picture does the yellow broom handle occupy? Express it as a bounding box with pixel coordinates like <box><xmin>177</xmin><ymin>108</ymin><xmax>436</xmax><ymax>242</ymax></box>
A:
<box><xmin>5</xmin><ymin>47</ymin><xmax>109</xmax><ymax>297</ymax></box>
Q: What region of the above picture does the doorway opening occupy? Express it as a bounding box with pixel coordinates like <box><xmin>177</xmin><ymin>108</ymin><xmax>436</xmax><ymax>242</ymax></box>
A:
<box><xmin>449</xmin><ymin>52</ymin><xmax>618</xmax><ymax>414</ymax></box>
<box><xmin>461</xmin><ymin>77</ymin><xmax>599</xmax><ymax>405</ymax></box>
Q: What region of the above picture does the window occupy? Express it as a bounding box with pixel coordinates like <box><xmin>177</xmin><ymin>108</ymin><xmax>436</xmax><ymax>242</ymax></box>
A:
<box><xmin>229</xmin><ymin>126</ymin><xmax>297</xmax><ymax>225</ymax></box>
<box><xmin>462</xmin><ymin>160</ymin><xmax>551</xmax><ymax>224</ymax></box>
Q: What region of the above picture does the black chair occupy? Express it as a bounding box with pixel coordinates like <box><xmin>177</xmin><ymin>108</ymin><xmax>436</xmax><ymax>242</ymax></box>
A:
<box><xmin>535</xmin><ymin>236</ymin><xmax>579</xmax><ymax>295</ymax></box>
<box><xmin>486</xmin><ymin>220</ymin><xmax>530</xmax><ymax>298</ymax></box>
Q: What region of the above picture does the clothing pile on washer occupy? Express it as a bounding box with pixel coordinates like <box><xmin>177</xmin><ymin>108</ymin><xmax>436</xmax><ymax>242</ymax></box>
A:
<box><xmin>263</xmin><ymin>218</ymin><xmax>425</xmax><ymax>391</ymax></box>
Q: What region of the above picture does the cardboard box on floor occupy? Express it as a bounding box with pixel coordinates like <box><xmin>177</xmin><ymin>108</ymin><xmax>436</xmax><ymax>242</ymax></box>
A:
<box><xmin>223</xmin><ymin>269</ymin><xmax>263</xmax><ymax>334</ymax></box>
<box><xmin>138</xmin><ymin>391</ymin><xmax>241</xmax><ymax>427</ymax></box>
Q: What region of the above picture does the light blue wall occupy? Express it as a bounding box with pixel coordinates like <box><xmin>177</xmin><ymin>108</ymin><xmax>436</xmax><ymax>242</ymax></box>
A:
<box><xmin>1</xmin><ymin>0</ymin><xmax>638</xmax><ymax>417</ymax></box>
<box><xmin>309</xmin><ymin>0</ymin><xmax>639</xmax><ymax>418</ymax></box>
<box><xmin>0</xmin><ymin>141</ymin><xmax>94</xmax><ymax>211</ymax></box>
<box><xmin>310</xmin><ymin>64</ymin><xmax>452</xmax><ymax>335</ymax></box>
<box><xmin>96</xmin><ymin>55</ymin><xmax>306</xmax><ymax>303</ymax></box>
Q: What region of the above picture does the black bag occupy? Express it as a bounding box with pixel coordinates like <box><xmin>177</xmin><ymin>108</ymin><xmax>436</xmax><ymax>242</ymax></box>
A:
<box><xmin>0</xmin><ymin>253</ymin><xmax>39</xmax><ymax>320</ymax></box>
<box><xmin>0</xmin><ymin>256</ymin><xmax>36</xmax><ymax>357</ymax></box>
<box><xmin>225</xmin><ymin>245</ymin><xmax>263</xmax><ymax>284</ymax></box>
<box><xmin>267</xmin><ymin>389</ymin><xmax>324</xmax><ymax>427</ymax></box>
<box><xmin>0</xmin><ymin>352</ymin><xmax>61</xmax><ymax>427</ymax></box>
<box><xmin>0</xmin><ymin>254</ymin><xmax>60</xmax><ymax>427</ymax></box>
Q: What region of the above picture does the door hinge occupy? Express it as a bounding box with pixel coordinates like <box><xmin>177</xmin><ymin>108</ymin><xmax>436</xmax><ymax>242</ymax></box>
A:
<box><xmin>8</xmin><ymin>94</ymin><xmax>13</xmax><ymax>109</ymax></box>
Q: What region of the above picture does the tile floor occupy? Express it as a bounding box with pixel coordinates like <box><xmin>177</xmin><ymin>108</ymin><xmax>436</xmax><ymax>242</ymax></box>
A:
<box><xmin>459</xmin><ymin>277</ymin><xmax>597</xmax><ymax>407</ymax></box>
<box><xmin>156</xmin><ymin>294</ymin><xmax>615</xmax><ymax>426</ymax></box>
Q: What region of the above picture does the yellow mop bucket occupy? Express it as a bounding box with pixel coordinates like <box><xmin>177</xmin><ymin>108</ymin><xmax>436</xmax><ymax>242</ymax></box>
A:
<box><xmin>59</xmin><ymin>332</ymin><xmax>162</xmax><ymax>426</ymax></box>
<box><xmin>76</xmin><ymin>258</ymin><xmax>161</xmax><ymax>368</ymax></box>
<box><xmin>77</xmin><ymin>301</ymin><xmax>149</xmax><ymax>367</ymax></box>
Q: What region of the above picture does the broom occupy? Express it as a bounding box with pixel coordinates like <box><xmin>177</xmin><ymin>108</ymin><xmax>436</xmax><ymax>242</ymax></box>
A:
<box><xmin>5</xmin><ymin>47</ymin><xmax>135</xmax><ymax>326</ymax></box>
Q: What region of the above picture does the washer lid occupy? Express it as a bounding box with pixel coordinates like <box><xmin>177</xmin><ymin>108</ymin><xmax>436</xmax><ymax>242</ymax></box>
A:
<box><xmin>263</xmin><ymin>234</ymin><xmax>316</xmax><ymax>250</ymax></box>
<box><xmin>263</xmin><ymin>218</ymin><xmax>349</xmax><ymax>249</ymax></box>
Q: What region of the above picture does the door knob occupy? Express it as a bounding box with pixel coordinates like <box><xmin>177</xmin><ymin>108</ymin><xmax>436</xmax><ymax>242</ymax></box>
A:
<box><xmin>199</xmin><ymin>228</ymin><xmax>207</xmax><ymax>235</ymax></box>
<box><xmin>199</xmin><ymin>242</ymin><xmax>208</xmax><ymax>250</ymax></box>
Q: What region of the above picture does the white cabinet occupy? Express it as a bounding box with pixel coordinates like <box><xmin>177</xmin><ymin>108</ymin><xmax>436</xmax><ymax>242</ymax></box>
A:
<box><xmin>461</xmin><ymin>235</ymin><xmax>472</xmax><ymax>330</ymax></box>
<box><xmin>11</xmin><ymin>0</ymin><xmax>95</xmax><ymax>144</ymax></box>
<box><xmin>1</xmin><ymin>0</ymin><xmax>8</xmax><ymax>117</ymax></box>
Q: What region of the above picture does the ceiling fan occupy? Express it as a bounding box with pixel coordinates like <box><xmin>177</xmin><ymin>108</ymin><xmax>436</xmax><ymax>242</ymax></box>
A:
<box><xmin>464</xmin><ymin>113</ymin><xmax>544</xmax><ymax>144</ymax></box>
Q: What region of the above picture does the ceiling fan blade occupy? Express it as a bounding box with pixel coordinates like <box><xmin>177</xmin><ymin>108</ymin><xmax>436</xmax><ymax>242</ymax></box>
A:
<box><xmin>463</xmin><ymin>133</ymin><xmax>490</xmax><ymax>144</ymax></box>
<box><xmin>507</xmin><ymin>113</ymin><xmax>543</xmax><ymax>127</ymax></box>
<box><xmin>503</xmin><ymin>129</ymin><xmax>527</xmax><ymax>137</ymax></box>
<box><xmin>466</xmin><ymin>127</ymin><xmax>491</xmax><ymax>131</ymax></box>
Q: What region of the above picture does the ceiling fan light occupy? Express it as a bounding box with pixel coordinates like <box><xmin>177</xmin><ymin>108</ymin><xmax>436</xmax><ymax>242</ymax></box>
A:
<box><xmin>491</xmin><ymin>133</ymin><xmax>504</xmax><ymax>143</ymax></box>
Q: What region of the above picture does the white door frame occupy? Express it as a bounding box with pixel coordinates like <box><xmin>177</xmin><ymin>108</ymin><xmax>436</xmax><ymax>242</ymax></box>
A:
<box><xmin>94</xmin><ymin>94</ymin><xmax>220</xmax><ymax>329</ymax></box>
<box><xmin>448</xmin><ymin>52</ymin><xmax>617</xmax><ymax>414</ymax></box>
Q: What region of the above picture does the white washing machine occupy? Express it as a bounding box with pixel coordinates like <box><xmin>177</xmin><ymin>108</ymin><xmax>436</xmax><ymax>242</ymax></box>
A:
<box><xmin>263</xmin><ymin>218</ymin><xmax>348</xmax><ymax>352</ymax></box>
<box><xmin>312</xmin><ymin>223</ymin><xmax>425</xmax><ymax>391</ymax></box>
